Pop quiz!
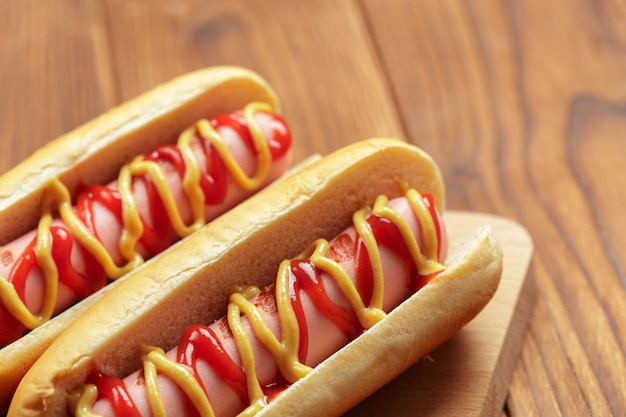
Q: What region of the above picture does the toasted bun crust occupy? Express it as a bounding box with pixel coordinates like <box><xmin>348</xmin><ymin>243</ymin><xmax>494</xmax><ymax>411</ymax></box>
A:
<box><xmin>0</xmin><ymin>66</ymin><xmax>280</xmax><ymax>412</ymax></box>
<box><xmin>10</xmin><ymin>138</ymin><xmax>453</xmax><ymax>416</ymax></box>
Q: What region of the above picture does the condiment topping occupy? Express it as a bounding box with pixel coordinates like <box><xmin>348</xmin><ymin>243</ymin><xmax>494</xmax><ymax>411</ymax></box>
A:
<box><xmin>0</xmin><ymin>103</ymin><xmax>290</xmax><ymax>347</ymax></box>
<box><xmin>74</xmin><ymin>188</ymin><xmax>446</xmax><ymax>417</ymax></box>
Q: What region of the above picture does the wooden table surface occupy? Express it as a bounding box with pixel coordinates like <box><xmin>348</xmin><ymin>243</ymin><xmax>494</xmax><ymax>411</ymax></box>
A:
<box><xmin>1</xmin><ymin>1</ymin><xmax>625</xmax><ymax>416</ymax></box>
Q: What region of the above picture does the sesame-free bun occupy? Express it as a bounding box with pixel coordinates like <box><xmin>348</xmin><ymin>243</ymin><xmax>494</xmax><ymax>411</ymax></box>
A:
<box><xmin>0</xmin><ymin>66</ymin><xmax>280</xmax><ymax>412</ymax></box>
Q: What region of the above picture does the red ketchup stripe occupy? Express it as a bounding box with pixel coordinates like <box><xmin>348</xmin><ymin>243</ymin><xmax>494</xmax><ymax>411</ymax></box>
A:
<box><xmin>287</xmin><ymin>273</ymin><xmax>310</xmax><ymax>363</ymax></box>
<box><xmin>89</xmin><ymin>373</ymin><xmax>142</xmax><ymax>417</ymax></box>
<box><xmin>0</xmin><ymin>308</ymin><xmax>23</xmax><ymax>347</ymax></box>
<box><xmin>198</xmin><ymin>139</ymin><xmax>228</xmax><ymax>206</ymax></box>
<box><xmin>138</xmin><ymin>144</ymin><xmax>184</xmax><ymax>255</ymax></box>
<box><xmin>177</xmin><ymin>325</ymin><xmax>248</xmax><ymax>405</ymax></box>
<box><xmin>48</xmin><ymin>226</ymin><xmax>108</xmax><ymax>299</ymax></box>
<box><xmin>76</xmin><ymin>185</ymin><xmax>123</xmax><ymax>245</ymax></box>
<box><xmin>422</xmin><ymin>193</ymin><xmax>442</xmax><ymax>261</ymax></box>
<box><xmin>211</xmin><ymin>113</ymin><xmax>291</xmax><ymax>161</ymax></box>
<box><xmin>290</xmin><ymin>259</ymin><xmax>362</xmax><ymax>341</ymax></box>
<box><xmin>0</xmin><ymin>241</ymin><xmax>36</xmax><ymax>346</ymax></box>
<box><xmin>0</xmin><ymin>110</ymin><xmax>291</xmax><ymax>348</ymax></box>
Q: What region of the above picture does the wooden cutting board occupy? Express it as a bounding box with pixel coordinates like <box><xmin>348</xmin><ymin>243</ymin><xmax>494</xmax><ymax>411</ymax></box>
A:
<box><xmin>345</xmin><ymin>211</ymin><xmax>536</xmax><ymax>416</ymax></box>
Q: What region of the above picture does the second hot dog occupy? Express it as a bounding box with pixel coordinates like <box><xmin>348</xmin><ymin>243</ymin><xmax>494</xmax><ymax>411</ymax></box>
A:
<box><xmin>0</xmin><ymin>66</ymin><xmax>293</xmax><ymax>412</ymax></box>
<box><xmin>0</xmin><ymin>104</ymin><xmax>291</xmax><ymax>347</ymax></box>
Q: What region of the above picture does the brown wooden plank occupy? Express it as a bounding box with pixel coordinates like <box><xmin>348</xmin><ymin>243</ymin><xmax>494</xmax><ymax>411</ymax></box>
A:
<box><xmin>361</xmin><ymin>0</ymin><xmax>626</xmax><ymax>415</ymax></box>
<box><xmin>2</xmin><ymin>0</ymin><xmax>401</xmax><ymax>171</ymax></box>
<box><xmin>101</xmin><ymin>0</ymin><xmax>403</xmax><ymax>162</ymax></box>
<box><xmin>0</xmin><ymin>0</ymin><xmax>116</xmax><ymax>175</ymax></box>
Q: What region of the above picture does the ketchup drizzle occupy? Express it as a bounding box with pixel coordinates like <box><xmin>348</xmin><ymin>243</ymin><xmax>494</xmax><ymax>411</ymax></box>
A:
<box><xmin>89</xmin><ymin>372</ymin><xmax>142</xmax><ymax>417</ymax></box>
<box><xmin>177</xmin><ymin>325</ymin><xmax>248</xmax><ymax>404</ymax></box>
<box><xmin>0</xmin><ymin>110</ymin><xmax>291</xmax><ymax>348</ymax></box>
<box><xmin>290</xmin><ymin>260</ymin><xmax>361</xmax><ymax>341</ymax></box>
<box><xmin>422</xmin><ymin>193</ymin><xmax>443</xmax><ymax>260</ymax></box>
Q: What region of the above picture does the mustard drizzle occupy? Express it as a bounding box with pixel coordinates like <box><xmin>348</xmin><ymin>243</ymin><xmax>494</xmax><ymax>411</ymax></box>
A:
<box><xmin>0</xmin><ymin>102</ymin><xmax>274</xmax><ymax>331</ymax></box>
<box><xmin>73</xmin><ymin>189</ymin><xmax>446</xmax><ymax>417</ymax></box>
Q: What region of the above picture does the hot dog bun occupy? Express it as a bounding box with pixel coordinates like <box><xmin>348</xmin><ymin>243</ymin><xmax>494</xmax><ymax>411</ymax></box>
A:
<box><xmin>9</xmin><ymin>138</ymin><xmax>501</xmax><ymax>416</ymax></box>
<box><xmin>0</xmin><ymin>66</ymin><xmax>282</xmax><ymax>412</ymax></box>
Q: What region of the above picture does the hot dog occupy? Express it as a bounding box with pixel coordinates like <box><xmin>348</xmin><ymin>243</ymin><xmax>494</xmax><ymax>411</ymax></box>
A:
<box><xmin>0</xmin><ymin>66</ymin><xmax>294</xmax><ymax>412</ymax></box>
<box><xmin>81</xmin><ymin>191</ymin><xmax>449</xmax><ymax>417</ymax></box>
<box><xmin>9</xmin><ymin>138</ymin><xmax>503</xmax><ymax>417</ymax></box>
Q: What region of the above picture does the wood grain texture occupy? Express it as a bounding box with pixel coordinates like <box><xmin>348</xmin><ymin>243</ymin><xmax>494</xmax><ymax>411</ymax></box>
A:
<box><xmin>361</xmin><ymin>0</ymin><xmax>626</xmax><ymax>415</ymax></box>
<box><xmin>100</xmin><ymin>0</ymin><xmax>404</xmax><ymax>161</ymax></box>
<box><xmin>0</xmin><ymin>0</ymin><xmax>116</xmax><ymax>174</ymax></box>
<box><xmin>1</xmin><ymin>0</ymin><xmax>625</xmax><ymax>415</ymax></box>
